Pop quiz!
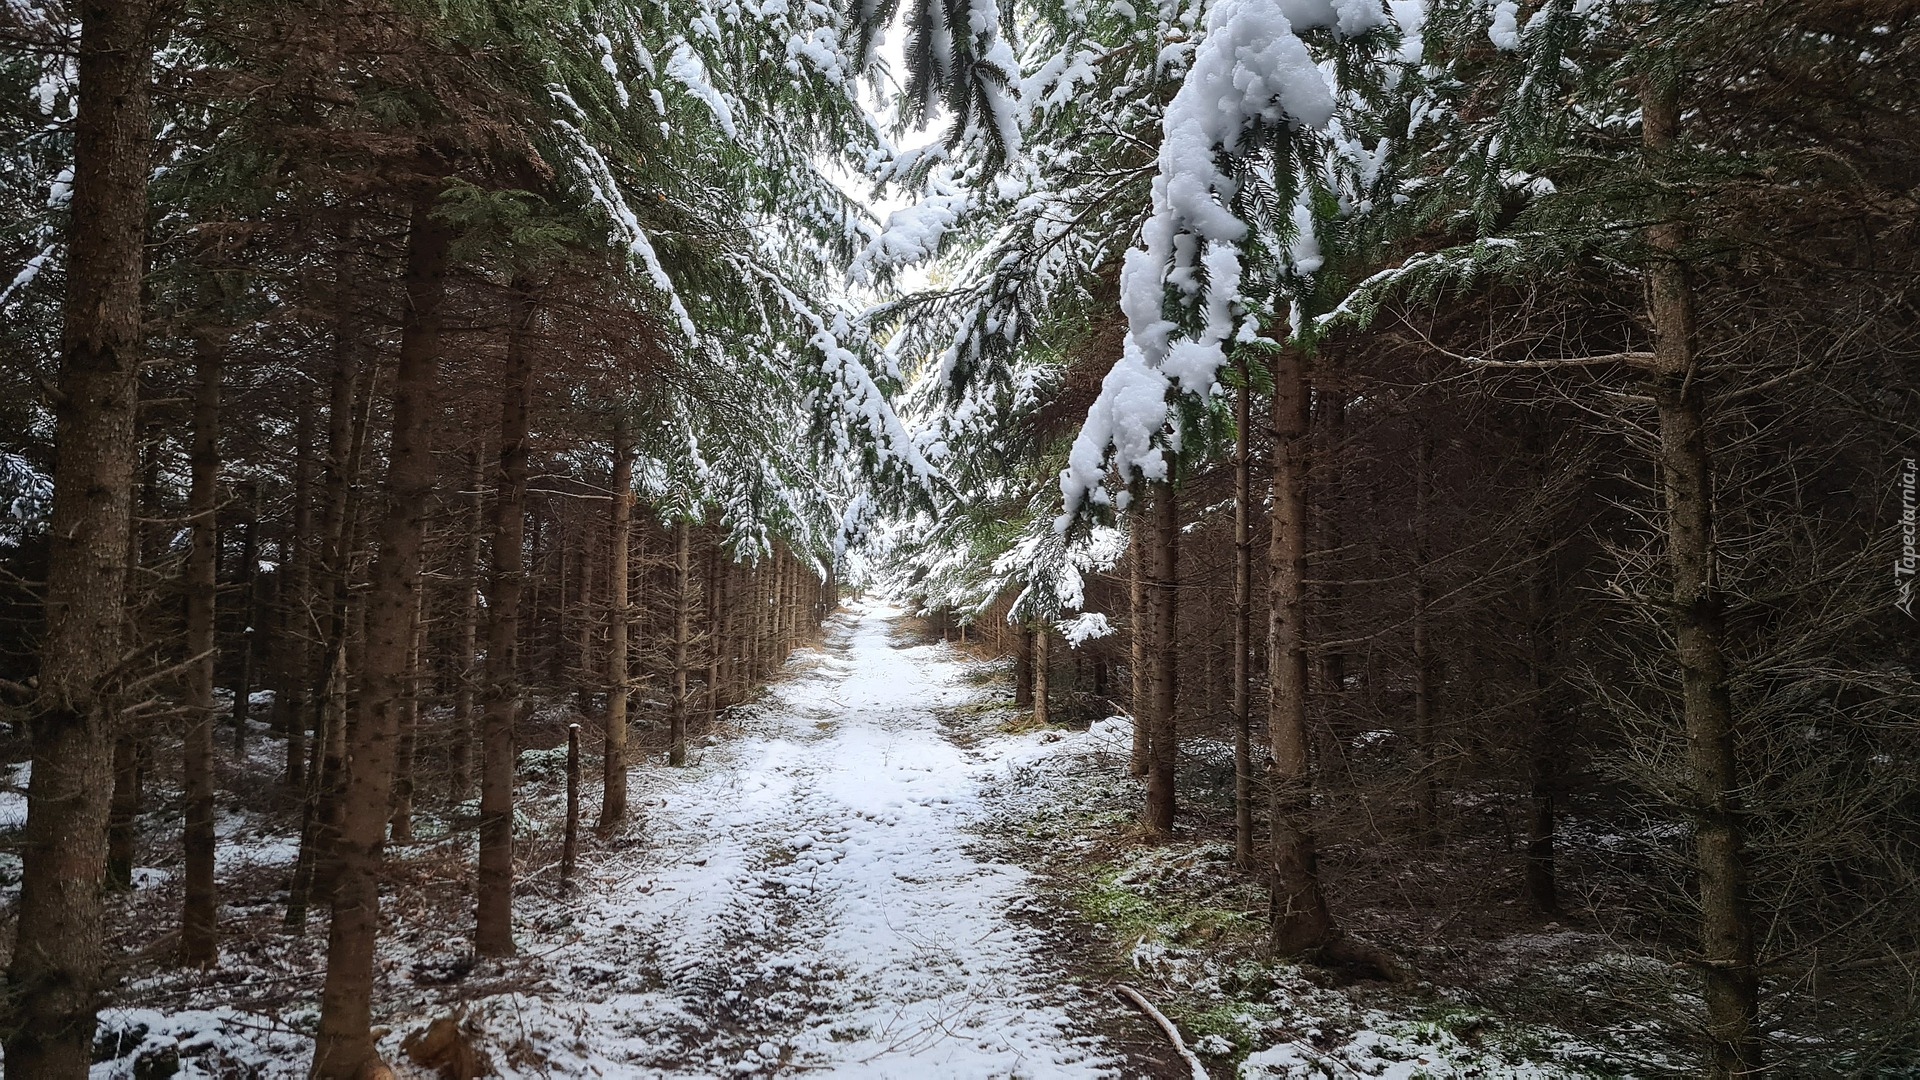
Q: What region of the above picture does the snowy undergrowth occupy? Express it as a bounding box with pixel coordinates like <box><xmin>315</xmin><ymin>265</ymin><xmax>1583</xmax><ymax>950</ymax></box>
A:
<box><xmin>971</xmin><ymin>718</ymin><xmax>1615</xmax><ymax>1078</ymax></box>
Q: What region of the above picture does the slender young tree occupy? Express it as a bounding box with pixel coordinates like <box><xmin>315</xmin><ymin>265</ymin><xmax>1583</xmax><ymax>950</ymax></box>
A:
<box><xmin>227</xmin><ymin>481</ymin><xmax>259</xmax><ymax>753</ymax></box>
<box><xmin>181</xmin><ymin>328</ymin><xmax>225</xmax><ymax>968</ymax></box>
<box><xmin>600</xmin><ymin>418</ymin><xmax>634</xmax><ymax>829</ymax></box>
<box><xmin>1640</xmin><ymin>67</ymin><xmax>1757</xmax><ymax>1076</ymax></box>
<box><xmin>1142</xmin><ymin>474</ymin><xmax>1179</xmax><ymax>835</ymax></box>
<box><xmin>1231</xmin><ymin>354</ymin><xmax>1255</xmax><ymax>866</ymax></box>
<box><xmin>450</xmin><ymin>449</ymin><xmax>485</xmax><ymax>799</ymax></box>
<box><xmin>474</xmin><ymin>283</ymin><xmax>539</xmax><ymax>960</ymax></box>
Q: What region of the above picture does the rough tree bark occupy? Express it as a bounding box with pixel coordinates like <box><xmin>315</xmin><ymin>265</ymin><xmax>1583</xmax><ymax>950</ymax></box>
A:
<box><xmin>600</xmin><ymin>419</ymin><xmax>633</xmax><ymax>831</ymax></box>
<box><xmin>310</xmin><ymin>190</ymin><xmax>455</xmax><ymax>1079</ymax></box>
<box><xmin>1641</xmin><ymin>70</ymin><xmax>1760</xmax><ymax>1078</ymax></box>
<box><xmin>1232</xmin><ymin>354</ymin><xmax>1255</xmax><ymax>867</ymax></box>
<box><xmin>1142</xmin><ymin>473</ymin><xmax>1179</xmax><ymax>836</ymax></box>
<box><xmin>3</xmin><ymin>1</ymin><xmax>154</xmax><ymax>1070</ymax></box>
<box><xmin>1032</xmin><ymin>622</ymin><xmax>1050</xmax><ymax>726</ymax></box>
<box><xmin>181</xmin><ymin>328</ymin><xmax>225</xmax><ymax>968</ymax></box>
<box><xmin>1267</xmin><ymin>344</ymin><xmax>1334</xmax><ymax>956</ymax></box>
<box><xmin>474</xmin><ymin>282</ymin><xmax>539</xmax><ymax>960</ymax></box>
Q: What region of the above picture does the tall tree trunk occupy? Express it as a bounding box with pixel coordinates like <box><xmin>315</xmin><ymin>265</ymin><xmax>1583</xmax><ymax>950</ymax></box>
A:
<box><xmin>228</xmin><ymin>481</ymin><xmax>260</xmax><ymax>755</ymax></box>
<box><xmin>287</xmin><ymin>233</ymin><xmax>369</xmax><ymax>929</ymax></box>
<box><xmin>1143</xmin><ymin>473</ymin><xmax>1179</xmax><ymax>836</ymax></box>
<box><xmin>669</xmin><ymin>515</ymin><xmax>692</xmax><ymax>767</ymax></box>
<box><xmin>1641</xmin><ymin>72</ymin><xmax>1759</xmax><ymax>1078</ymax></box>
<box><xmin>277</xmin><ymin>391</ymin><xmax>317</xmax><ymax>787</ymax></box>
<box><xmin>1232</xmin><ymin>356</ymin><xmax>1255</xmax><ymax>867</ymax></box>
<box><xmin>450</xmin><ymin>449</ymin><xmax>484</xmax><ymax>800</ymax></box>
<box><xmin>1128</xmin><ymin>518</ymin><xmax>1150</xmax><ymax>777</ymax></box>
<box><xmin>600</xmin><ymin>420</ymin><xmax>633</xmax><ymax>831</ymax></box>
<box><xmin>107</xmin><ymin>733</ymin><xmax>141</xmax><ymax>889</ymax></box>
<box><xmin>1315</xmin><ymin>377</ymin><xmax>1347</xmax><ymax>694</ymax></box>
<box><xmin>1032</xmin><ymin>622</ymin><xmax>1050</xmax><ymax>726</ymax></box>
<box><xmin>181</xmin><ymin>328</ymin><xmax>224</xmax><ymax>968</ymax></box>
<box><xmin>3</xmin><ymin>1</ymin><xmax>153</xmax><ymax>1071</ymax></box>
<box><xmin>108</xmin><ymin>437</ymin><xmax>158</xmax><ymax>892</ymax></box>
<box><xmin>389</xmin><ymin>586</ymin><xmax>425</xmax><ymax>843</ymax></box>
<box><xmin>1267</xmin><ymin>345</ymin><xmax>1334</xmax><ymax>956</ymax></box>
<box><xmin>310</xmin><ymin>190</ymin><xmax>454</xmax><ymax>1080</ymax></box>
<box><xmin>474</xmin><ymin>283</ymin><xmax>539</xmax><ymax>960</ymax></box>
<box><xmin>1412</xmin><ymin>430</ymin><xmax>1438</xmax><ymax>845</ymax></box>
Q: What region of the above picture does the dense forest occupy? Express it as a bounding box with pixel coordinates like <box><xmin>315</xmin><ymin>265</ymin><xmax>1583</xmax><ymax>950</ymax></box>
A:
<box><xmin>0</xmin><ymin>0</ymin><xmax>1915</xmax><ymax>1076</ymax></box>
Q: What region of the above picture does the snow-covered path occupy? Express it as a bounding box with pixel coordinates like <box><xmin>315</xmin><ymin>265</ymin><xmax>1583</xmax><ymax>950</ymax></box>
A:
<box><xmin>496</xmin><ymin>601</ymin><xmax>1118</xmax><ymax>1078</ymax></box>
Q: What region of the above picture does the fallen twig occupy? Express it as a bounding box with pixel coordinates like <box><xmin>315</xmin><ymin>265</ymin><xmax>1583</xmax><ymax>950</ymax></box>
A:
<box><xmin>1113</xmin><ymin>983</ymin><xmax>1209</xmax><ymax>1080</ymax></box>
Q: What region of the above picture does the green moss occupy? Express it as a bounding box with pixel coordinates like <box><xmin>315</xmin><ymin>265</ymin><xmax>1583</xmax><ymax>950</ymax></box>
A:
<box><xmin>1071</xmin><ymin>858</ymin><xmax>1262</xmax><ymax>951</ymax></box>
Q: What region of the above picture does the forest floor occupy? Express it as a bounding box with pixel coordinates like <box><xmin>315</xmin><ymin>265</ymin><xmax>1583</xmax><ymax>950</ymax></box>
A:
<box><xmin>17</xmin><ymin>600</ymin><xmax>1616</xmax><ymax>1078</ymax></box>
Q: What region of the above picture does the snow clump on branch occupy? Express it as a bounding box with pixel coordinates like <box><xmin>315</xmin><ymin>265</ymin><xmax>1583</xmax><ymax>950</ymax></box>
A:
<box><xmin>1057</xmin><ymin>0</ymin><xmax>1384</xmax><ymax>526</ymax></box>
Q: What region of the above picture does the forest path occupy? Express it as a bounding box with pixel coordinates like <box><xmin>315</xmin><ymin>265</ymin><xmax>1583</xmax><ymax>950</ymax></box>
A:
<box><xmin>493</xmin><ymin>600</ymin><xmax>1123</xmax><ymax>1078</ymax></box>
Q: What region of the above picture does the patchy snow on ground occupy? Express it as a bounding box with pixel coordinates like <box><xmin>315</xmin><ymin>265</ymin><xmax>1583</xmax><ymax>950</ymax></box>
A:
<box><xmin>461</xmin><ymin>600</ymin><xmax>1118</xmax><ymax>1077</ymax></box>
<box><xmin>78</xmin><ymin>601</ymin><xmax>1127</xmax><ymax>1078</ymax></box>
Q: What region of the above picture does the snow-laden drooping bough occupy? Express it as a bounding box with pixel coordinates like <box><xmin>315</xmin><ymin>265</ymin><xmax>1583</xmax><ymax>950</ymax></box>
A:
<box><xmin>862</xmin><ymin>0</ymin><xmax>1420</xmax><ymax>632</ymax></box>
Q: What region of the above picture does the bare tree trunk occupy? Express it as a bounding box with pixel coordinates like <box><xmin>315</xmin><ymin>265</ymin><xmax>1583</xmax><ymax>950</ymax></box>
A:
<box><xmin>599</xmin><ymin>420</ymin><xmax>633</xmax><ymax>831</ymax></box>
<box><xmin>107</xmin><ymin>731</ymin><xmax>141</xmax><ymax>890</ymax></box>
<box><xmin>669</xmin><ymin>516</ymin><xmax>692</xmax><ymax>767</ymax></box>
<box><xmin>1232</xmin><ymin>355</ymin><xmax>1255</xmax><ymax>867</ymax></box>
<box><xmin>181</xmin><ymin>328</ymin><xmax>224</xmax><ymax>968</ymax></box>
<box><xmin>1143</xmin><ymin>474</ymin><xmax>1179</xmax><ymax>836</ymax></box>
<box><xmin>3</xmin><ymin>1</ymin><xmax>153</xmax><ymax>1069</ymax></box>
<box><xmin>1128</xmin><ymin>519</ymin><xmax>1150</xmax><ymax>777</ymax></box>
<box><xmin>1032</xmin><ymin>623</ymin><xmax>1050</xmax><ymax>726</ymax></box>
<box><xmin>1641</xmin><ymin>72</ymin><xmax>1759</xmax><ymax>1078</ymax></box>
<box><xmin>562</xmin><ymin>723</ymin><xmax>580</xmax><ymax>887</ymax></box>
<box><xmin>389</xmin><ymin>586</ymin><xmax>425</xmax><ymax>842</ymax></box>
<box><xmin>449</xmin><ymin>449</ymin><xmax>483</xmax><ymax>800</ymax></box>
<box><xmin>108</xmin><ymin>436</ymin><xmax>160</xmax><ymax>893</ymax></box>
<box><xmin>287</xmin><ymin>233</ymin><xmax>369</xmax><ymax>930</ymax></box>
<box><xmin>228</xmin><ymin>481</ymin><xmax>259</xmax><ymax>755</ymax></box>
<box><xmin>1412</xmin><ymin>430</ymin><xmax>1438</xmax><ymax>845</ymax></box>
<box><xmin>1267</xmin><ymin>345</ymin><xmax>1334</xmax><ymax>956</ymax></box>
<box><xmin>277</xmin><ymin>392</ymin><xmax>317</xmax><ymax>787</ymax></box>
<box><xmin>474</xmin><ymin>283</ymin><xmax>538</xmax><ymax>960</ymax></box>
<box><xmin>310</xmin><ymin>190</ymin><xmax>454</xmax><ymax>1080</ymax></box>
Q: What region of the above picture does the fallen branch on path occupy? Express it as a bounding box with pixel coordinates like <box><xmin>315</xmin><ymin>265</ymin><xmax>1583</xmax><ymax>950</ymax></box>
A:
<box><xmin>1114</xmin><ymin>983</ymin><xmax>1209</xmax><ymax>1080</ymax></box>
